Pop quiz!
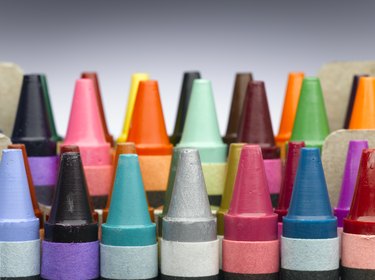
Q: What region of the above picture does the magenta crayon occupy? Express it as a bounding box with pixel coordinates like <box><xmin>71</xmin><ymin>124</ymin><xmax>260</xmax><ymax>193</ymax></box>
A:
<box><xmin>63</xmin><ymin>78</ymin><xmax>113</xmax><ymax>209</ymax></box>
<box><xmin>223</xmin><ymin>145</ymin><xmax>279</xmax><ymax>279</ymax></box>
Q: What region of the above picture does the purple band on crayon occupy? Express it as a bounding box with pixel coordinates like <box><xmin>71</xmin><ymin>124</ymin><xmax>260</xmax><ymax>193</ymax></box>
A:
<box><xmin>264</xmin><ymin>159</ymin><xmax>282</xmax><ymax>194</ymax></box>
<box><xmin>41</xmin><ymin>240</ymin><xmax>99</xmax><ymax>280</ymax></box>
<box><xmin>28</xmin><ymin>156</ymin><xmax>59</xmax><ymax>186</ymax></box>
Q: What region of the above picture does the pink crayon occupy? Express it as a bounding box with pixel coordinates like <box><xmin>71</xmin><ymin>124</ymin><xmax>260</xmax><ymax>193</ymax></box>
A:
<box><xmin>223</xmin><ymin>145</ymin><xmax>279</xmax><ymax>279</ymax></box>
<box><xmin>63</xmin><ymin>79</ymin><xmax>113</xmax><ymax>209</ymax></box>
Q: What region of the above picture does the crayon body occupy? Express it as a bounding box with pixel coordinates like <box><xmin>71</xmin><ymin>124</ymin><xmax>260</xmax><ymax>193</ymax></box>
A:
<box><xmin>101</xmin><ymin>154</ymin><xmax>158</xmax><ymax>280</ymax></box>
<box><xmin>177</xmin><ymin>79</ymin><xmax>227</xmax><ymax>206</ymax></box>
<box><xmin>281</xmin><ymin>148</ymin><xmax>339</xmax><ymax>279</ymax></box>
<box><xmin>11</xmin><ymin>74</ymin><xmax>59</xmax><ymax>206</ymax></box>
<box><xmin>342</xmin><ymin>149</ymin><xmax>375</xmax><ymax>279</ymax></box>
<box><xmin>160</xmin><ymin>149</ymin><xmax>219</xmax><ymax>279</ymax></box>
<box><xmin>0</xmin><ymin>149</ymin><xmax>40</xmax><ymax>279</ymax></box>
<box><xmin>222</xmin><ymin>145</ymin><xmax>279</xmax><ymax>279</ymax></box>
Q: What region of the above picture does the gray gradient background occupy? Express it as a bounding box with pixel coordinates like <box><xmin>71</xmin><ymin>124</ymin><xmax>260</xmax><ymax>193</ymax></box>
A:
<box><xmin>1</xmin><ymin>1</ymin><xmax>374</xmax><ymax>138</ymax></box>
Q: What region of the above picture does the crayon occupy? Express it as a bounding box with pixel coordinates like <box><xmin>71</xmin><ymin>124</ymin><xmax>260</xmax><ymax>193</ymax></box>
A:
<box><xmin>41</xmin><ymin>151</ymin><xmax>99</xmax><ymax>280</ymax></box>
<box><xmin>223</xmin><ymin>145</ymin><xmax>279</xmax><ymax>279</ymax></box>
<box><xmin>216</xmin><ymin>143</ymin><xmax>244</xmax><ymax>271</ymax></box>
<box><xmin>63</xmin><ymin>78</ymin><xmax>113</xmax><ymax>209</ymax></box>
<box><xmin>170</xmin><ymin>71</ymin><xmax>201</xmax><ymax>145</ymax></box>
<box><xmin>223</xmin><ymin>73</ymin><xmax>253</xmax><ymax>146</ymax></box>
<box><xmin>0</xmin><ymin>149</ymin><xmax>40</xmax><ymax>279</ymax></box>
<box><xmin>177</xmin><ymin>79</ymin><xmax>227</xmax><ymax>206</ymax></box>
<box><xmin>342</xmin><ymin>149</ymin><xmax>375</xmax><ymax>279</ymax></box>
<box><xmin>81</xmin><ymin>72</ymin><xmax>114</xmax><ymax>146</ymax></box>
<box><xmin>101</xmin><ymin>154</ymin><xmax>158</xmax><ymax>280</ymax></box>
<box><xmin>127</xmin><ymin>80</ymin><xmax>173</xmax><ymax>207</ymax></box>
<box><xmin>11</xmin><ymin>74</ymin><xmax>59</xmax><ymax>206</ymax></box>
<box><xmin>281</xmin><ymin>148</ymin><xmax>339</xmax><ymax>279</ymax></box>
<box><xmin>290</xmin><ymin>77</ymin><xmax>330</xmax><ymax>150</ymax></box>
<box><xmin>237</xmin><ymin>81</ymin><xmax>282</xmax><ymax>206</ymax></box>
<box><xmin>160</xmin><ymin>149</ymin><xmax>219</xmax><ymax>280</ymax></box>
<box><xmin>275</xmin><ymin>72</ymin><xmax>304</xmax><ymax>159</ymax></box>
<box><xmin>343</xmin><ymin>75</ymin><xmax>368</xmax><ymax>129</ymax></box>
<box><xmin>8</xmin><ymin>144</ymin><xmax>43</xmax><ymax>230</ymax></box>
<box><xmin>0</xmin><ymin>133</ymin><xmax>11</xmax><ymax>160</ymax></box>
<box><xmin>274</xmin><ymin>141</ymin><xmax>304</xmax><ymax>237</ymax></box>
<box><xmin>348</xmin><ymin>77</ymin><xmax>375</xmax><ymax>129</ymax></box>
<box><xmin>118</xmin><ymin>73</ymin><xmax>149</xmax><ymax>143</ymax></box>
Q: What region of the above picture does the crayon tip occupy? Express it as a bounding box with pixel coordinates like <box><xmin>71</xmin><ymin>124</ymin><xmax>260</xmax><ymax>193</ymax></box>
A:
<box><xmin>275</xmin><ymin>141</ymin><xmax>305</xmax><ymax>221</ymax></box>
<box><xmin>170</xmin><ymin>71</ymin><xmax>201</xmax><ymax>145</ymax></box>
<box><xmin>45</xmin><ymin>152</ymin><xmax>97</xmax><ymax>242</ymax></box>
<box><xmin>177</xmin><ymin>79</ymin><xmax>227</xmax><ymax>162</ymax></box>
<box><xmin>344</xmin><ymin>149</ymin><xmax>375</xmax><ymax>234</ymax></box>
<box><xmin>348</xmin><ymin>77</ymin><xmax>375</xmax><ymax>129</ymax></box>
<box><xmin>343</xmin><ymin>74</ymin><xmax>369</xmax><ymax>129</ymax></box>
<box><xmin>127</xmin><ymin>80</ymin><xmax>172</xmax><ymax>155</ymax></box>
<box><xmin>275</xmin><ymin>72</ymin><xmax>304</xmax><ymax>145</ymax></box>
<box><xmin>0</xmin><ymin>149</ymin><xmax>39</xmax><ymax>241</ymax></box>
<box><xmin>217</xmin><ymin>143</ymin><xmax>245</xmax><ymax>235</ymax></box>
<box><xmin>283</xmin><ymin>148</ymin><xmax>337</xmax><ymax>239</ymax></box>
<box><xmin>118</xmin><ymin>73</ymin><xmax>150</xmax><ymax>143</ymax></box>
<box><xmin>223</xmin><ymin>73</ymin><xmax>253</xmax><ymax>145</ymax></box>
<box><xmin>8</xmin><ymin>144</ymin><xmax>43</xmax><ymax>227</ymax></box>
<box><xmin>11</xmin><ymin>74</ymin><xmax>56</xmax><ymax>156</ymax></box>
<box><xmin>335</xmin><ymin>140</ymin><xmax>368</xmax><ymax>227</ymax></box>
<box><xmin>81</xmin><ymin>72</ymin><xmax>113</xmax><ymax>146</ymax></box>
<box><xmin>290</xmin><ymin>77</ymin><xmax>330</xmax><ymax>149</ymax></box>
<box><xmin>237</xmin><ymin>81</ymin><xmax>279</xmax><ymax>159</ymax></box>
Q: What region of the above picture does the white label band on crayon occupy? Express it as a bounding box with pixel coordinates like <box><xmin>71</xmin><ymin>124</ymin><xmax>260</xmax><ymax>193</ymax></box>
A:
<box><xmin>281</xmin><ymin>236</ymin><xmax>339</xmax><ymax>271</ymax></box>
<box><xmin>100</xmin><ymin>243</ymin><xmax>158</xmax><ymax>279</ymax></box>
<box><xmin>161</xmin><ymin>238</ymin><xmax>219</xmax><ymax>277</ymax></box>
<box><xmin>342</xmin><ymin>232</ymin><xmax>375</xmax><ymax>269</ymax></box>
<box><xmin>202</xmin><ymin>163</ymin><xmax>226</xmax><ymax>195</ymax></box>
<box><xmin>0</xmin><ymin>239</ymin><xmax>40</xmax><ymax>278</ymax></box>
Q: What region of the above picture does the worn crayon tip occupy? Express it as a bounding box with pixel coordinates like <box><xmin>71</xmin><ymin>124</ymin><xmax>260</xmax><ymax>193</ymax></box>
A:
<box><xmin>170</xmin><ymin>71</ymin><xmax>201</xmax><ymax>145</ymax></box>
<box><xmin>127</xmin><ymin>80</ymin><xmax>172</xmax><ymax>155</ymax></box>
<box><xmin>81</xmin><ymin>72</ymin><xmax>113</xmax><ymax>146</ymax></box>
<box><xmin>11</xmin><ymin>74</ymin><xmax>56</xmax><ymax>156</ymax></box>
<box><xmin>290</xmin><ymin>77</ymin><xmax>330</xmax><ymax>149</ymax></box>
<box><xmin>275</xmin><ymin>141</ymin><xmax>305</xmax><ymax>221</ymax></box>
<box><xmin>177</xmin><ymin>79</ymin><xmax>227</xmax><ymax>162</ymax></box>
<box><xmin>0</xmin><ymin>149</ymin><xmax>39</xmax><ymax>241</ymax></box>
<box><xmin>283</xmin><ymin>148</ymin><xmax>337</xmax><ymax>239</ymax></box>
<box><xmin>335</xmin><ymin>140</ymin><xmax>368</xmax><ymax>227</ymax></box>
<box><xmin>237</xmin><ymin>81</ymin><xmax>279</xmax><ymax>159</ymax></box>
<box><xmin>217</xmin><ymin>143</ymin><xmax>245</xmax><ymax>235</ymax></box>
<box><xmin>224</xmin><ymin>145</ymin><xmax>278</xmax><ymax>241</ymax></box>
<box><xmin>102</xmin><ymin>154</ymin><xmax>155</xmax><ymax>246</ymax></box>
<box><xmin>349</xmin><ymin>77</ymin><xmax>375</xmax><ymax>129</ymax></box>
<box><xmin>223</xmin><ymin>73</ymin><xmax>253</xmax><ymax>145</ymax></box>
<box><xmin>344</xmin><ymin>149</ymin><xmax>375</xmax><ymax>234</ymax></box>
<box><xmin>118</xmin><ymin>73</ymin><xmax>150</xmax><ymax>143</ymax></box>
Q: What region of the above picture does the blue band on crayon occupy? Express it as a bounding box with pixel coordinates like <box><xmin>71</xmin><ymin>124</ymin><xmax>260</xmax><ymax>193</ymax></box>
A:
<box><xmin>101</xmin><ymin>223</ymin><xmax>156</xmax><ymax>246</ymax></box>
<box><xmin>282</xmin><ymin>217</ymin><xmax>337</xmax><ymax>239</ymax></box>
<box><xmin>0</xmin><ymin>218</ymin><xmax>40</xmax><ymax>241</ymax></box>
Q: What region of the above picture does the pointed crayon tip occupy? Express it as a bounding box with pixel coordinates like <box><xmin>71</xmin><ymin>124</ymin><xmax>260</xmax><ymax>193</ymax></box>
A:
<box><xmin>223</xmin><ymin>73</ymin><xmax>253</xmax><ymax>145</ymax></box>
<box><xmin>237</xmin><ymin>81</ymin><xmax>279</xmax><ymax>159</ymax></box>
<box><xmin>344</xmin><ymin>149</ymin><xmax>375</xmax><ymax>234</ymax></box>
<box><xmin>0</xmin><ymin>149</ymin><xmax>39</xmax><ymax>241</ymax></box>
<box><xmin>177</xmin><ymin>79</ymin><xmax>227</xmax><ymax>162</ymax></box>
<box><xmin>11</xmin><ymin>74</ymin><xmax>56</xmax><ymax>156</ymax></box>
<box><xmin>283</xmin><ymin>148</ymin><xmax>337</xmax><ymax>239</ymax></box>
<box><xmin>81</xmin><ymin>72</ymin><xmax>113</xmax><ymax>146</ymax></box>
<box><xmin>217</xmin><ymin>143</ymin><xmax>245</xmax><ymax>235</ymax></box>
<box><xmin>102</xmin><ymin>154</ymin><xmax>156</xmax><ymax>246</ymax></box>
<box><xmin>335</xmin><ymin>140</ymin><xmax>368</xmax><ymax>227</ymax></box>
<box><xmin>275</xmin><ymin>141</ymin><xmax>305</xmax><ymax>221</ymax></box>
<box><xmin>170</xmin><ymin>71</ymin><xmax>201</xmax><ymax>145</ymax></box>
<box><xmin>118</xmin><ymin>73</ymin><xmax>150</xmax><ymax>143</ymax></box>
<box><xmin>290</xmin><ymin>77</ymin><xmax>330</xmax><ymax>149</ymax></box>
<box><xmin>127</xmin><ymin>80</ymin><xmax>172</xmax><ymax>155</ymax></box>
<box><xmin>343</xmin><ymin>74</ymin><xmax>369</xmax><ymax>128</ymax></box>
<box><xmin>348</xmin><ymin>77</ymin><xmax>375</xmax><ymax>129</ymax></box>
